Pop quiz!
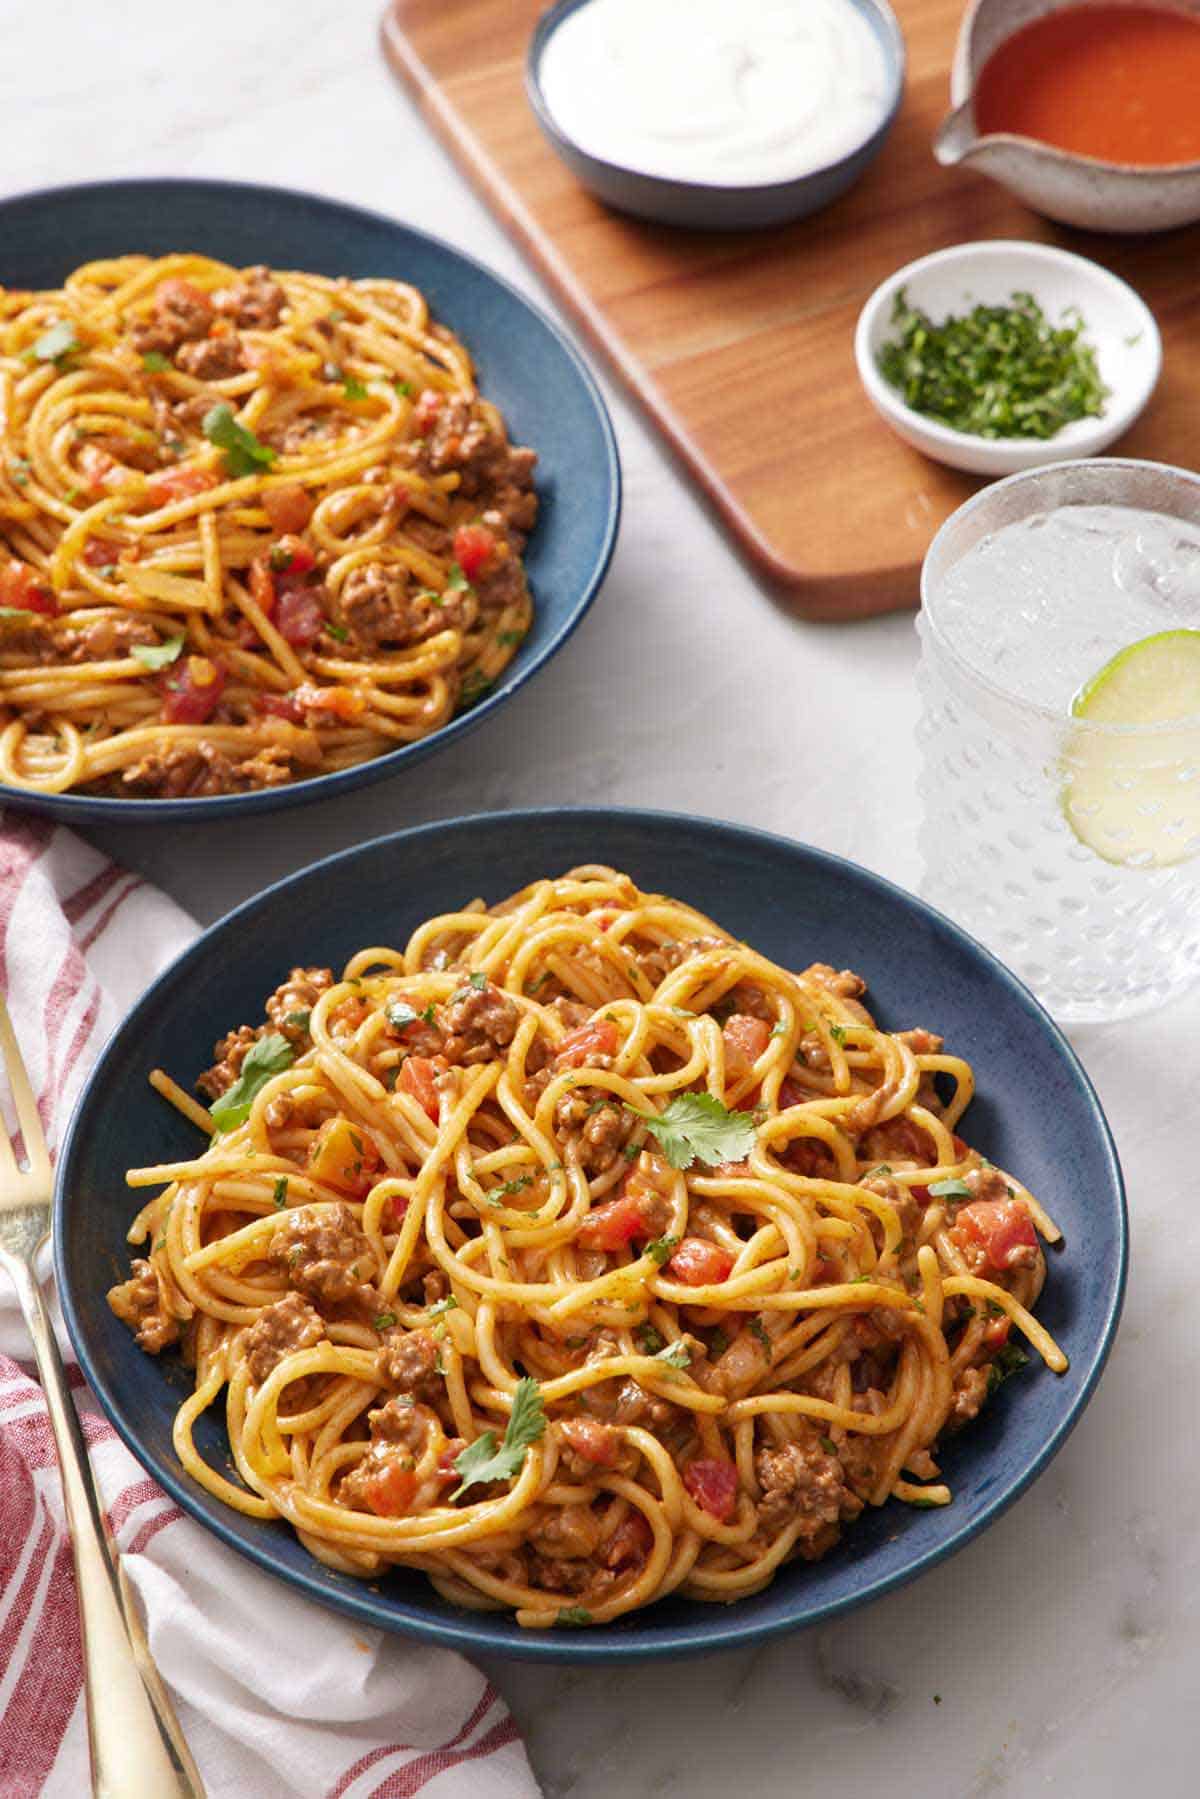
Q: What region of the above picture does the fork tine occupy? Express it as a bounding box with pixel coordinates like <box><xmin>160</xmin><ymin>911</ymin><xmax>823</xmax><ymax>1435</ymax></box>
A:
<box><xmin>0</xmin><ymin>998</ymin><xmax>51</xmax><ymax>1182</ymax></box>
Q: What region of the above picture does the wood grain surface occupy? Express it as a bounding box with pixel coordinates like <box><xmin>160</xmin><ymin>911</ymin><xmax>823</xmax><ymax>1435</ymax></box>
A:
<box><xmin>380</xmin><ymin>0</ymin><xmax>1200</xmax><ymax>618</ymax></box>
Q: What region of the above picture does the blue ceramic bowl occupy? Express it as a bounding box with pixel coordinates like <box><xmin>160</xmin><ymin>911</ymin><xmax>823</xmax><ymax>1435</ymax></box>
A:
<box><xmin>56</xmin><ymin>809</ymin><xmax>1126</xmax><ymax>1663</ymax></box>
<box><xmin>0</xmin><ymin>178</ymin><xmax>620</xmax><ymax>822</ymax></box>
<box><xmin>526</xmin><ymin>0</ymin><xmax>907</xmax><ymax>231</ymax></box>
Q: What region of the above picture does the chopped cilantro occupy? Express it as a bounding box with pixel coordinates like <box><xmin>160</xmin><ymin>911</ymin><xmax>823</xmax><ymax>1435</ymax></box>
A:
<box><xmin>468</xmin><ymin>971</ymin><xmax>487</xmax><ymax>990</ymax></box>
<box><xmin>31</xmin><ymin>321</ymin><xmax>79</xmax><ymax>366</ymax></box>
<box><xmin>428</xmin><ymin>1295</ymin><xmax>459</xmax><ymax>1321</ymax></box>
<box><xmin>708</xmin><ymin>1327</ymin><xmax>729</xmax><ymax>1360</ymax></box>
<box><xmin>749</xmin><ymin>1317</ymin><xmax>772</xmax><ymax>1354</ymax></box>
<box><xmin>272</xmin><ymin>1177</ymin><xmax>289</xmax><ymax>1210</ymax></box>
<box><xmin>877</xmin><ymin>288</ymin><xmax>1108</xmax><ymax>440</ymax></box>
<box><xmin>284</xmin><ymin>1009</ymin><xmax>311</xmax><ymax>1034</ymax></box>
<box><xmin>325</xmin><ymin>622</ymin><xmax>350</xmax><ymax>642</ymax></box>
<box><xmin>130</xmin><ymin>634</ymin><xmax>185</xmax><ymax>671</ymax></box>
<box><xmin>556</xmin><ymin>1607</ymin><xmax>592</xmax><ymax>1627</ymax></box>
<box><xmin>634</xmin><ymin>1324</ymin><xmax>665</xmax><ymax>1356</ymax></box>
<box><xmin>986</xmin><ymin>1342</ymin><xmax>1029</xmax><ymax>1395</ymax></box>
<box><xmin>929</xmin><ymin>1178</ymin><xmax>972</xmax><ymax>1200</ymax></box>
<box><xmin>627</xmin><ymin>1092</ymin><xmax>757</xmax><ymax>1171</ymax></box>
<box><xmin>447</xmin><ymin>562</ymin><xmax>470</xmax><ymax>591</ymax></box>
<box><xmin>343</xmin><ymin>375</ymin><xmax>368</xmax><ymax>401</ymax></box>
<box><xmin>452</xmin><ymin>1376</ymin><xmax>546</xmax><ymax>1498</ymax></box>
<box><xmin>393</xmin><ymin>379</ymin><xmax>413</xmax><ymax>397</ymax></box>
<box><xmin>654</xmin><ymin>1339</ymin><xmax>692</xmax><ymax>1371</ymax></box>
<box><xmin>828</xmin><ymin>1023</ymin><xmax>847</xmax><ymax>1046</ymax></box>
<box><xmin>202</xmin><ymin>402</ymin><xmax>277</xmax><ymax>479</ymax></box>
<box><xmin>819</xmin><ymin>1436</ymin><xmax>838</xmax><ymax>1455</ymax></box>
<box><xmin>141</xmin><ymin>350</ymin><xmax>170</xmax><ymax>372</ymax></box>
<box><xmin>644</xmin><ymin>1234</ymin><xmax>679</xmax><ymax>1267</ymax></box>
<box><xmin>496</xmin><ymin>629</ymin><xmax>525</xmax><ymax>646</ymax></box>
<box><xmin>386</xmin><ymin>1001</ymin><xmax>421</xmax><ymax>1033</ymax></box>
<box><xmin>209</xmin><ymin>1032</ymin><xmax>294</xmax><ymax>1135</ymax></box>
<box><xmin>495</xmin><ymin>1174</ymin><xmax>533</xmax><ymax>1199</ymax></box>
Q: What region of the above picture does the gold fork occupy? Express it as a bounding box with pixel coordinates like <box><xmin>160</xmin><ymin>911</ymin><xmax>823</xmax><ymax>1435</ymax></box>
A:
<box><xmin>0</xmin><ymin>997</ymin><xmax>205</xmax><ymax>1798</ymax></box>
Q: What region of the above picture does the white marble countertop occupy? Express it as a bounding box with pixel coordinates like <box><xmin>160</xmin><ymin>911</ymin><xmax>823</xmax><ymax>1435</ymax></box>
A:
<box><xmin>5</xmin><ymin>1</ymin><xmax>1197</xmax><ymax>1793</ymax></box>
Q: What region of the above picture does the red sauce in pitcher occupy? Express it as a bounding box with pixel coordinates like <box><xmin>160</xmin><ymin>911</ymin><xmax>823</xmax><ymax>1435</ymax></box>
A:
<box><xmin>975</xmin><ymin>5</ymin><xmax>1200</xmax><ymax>165</ymax></box>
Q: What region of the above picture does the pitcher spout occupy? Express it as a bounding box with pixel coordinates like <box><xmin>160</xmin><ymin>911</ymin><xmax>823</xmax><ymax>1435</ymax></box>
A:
<box><xmin>934</xmin><ymin>102</ymin><xmax>981</xmax><ymax>168</ymax></box>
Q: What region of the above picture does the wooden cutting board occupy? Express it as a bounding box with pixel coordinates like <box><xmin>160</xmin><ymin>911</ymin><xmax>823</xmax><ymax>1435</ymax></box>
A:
<box><xmin>380</xmin><ymin>0</ymin><xmax>1200</xmax><ymax>618</ymax></box>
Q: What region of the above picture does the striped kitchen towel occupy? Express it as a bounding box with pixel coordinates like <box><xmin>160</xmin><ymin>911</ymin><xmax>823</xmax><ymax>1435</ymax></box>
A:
<box><xmin>0</xmin><ymin>813</ymin><xmax>537</xmax><ymax>1799</ymax></box>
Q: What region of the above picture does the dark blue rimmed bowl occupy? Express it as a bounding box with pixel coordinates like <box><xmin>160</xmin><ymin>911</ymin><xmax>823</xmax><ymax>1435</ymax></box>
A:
<box><xmin>0</xmin><ymin>179</ymin><xmax>620</xmax><ymax>822</ymax></box>
<box><xmin>526</xmin><ymin>0</ymin><xmax>907</xmax><ymax>231</ymax></box>
<box><xmin>56</xmin><ymin>808</ymin><xmax>1126</xmax><ymax>1662</ymax></box>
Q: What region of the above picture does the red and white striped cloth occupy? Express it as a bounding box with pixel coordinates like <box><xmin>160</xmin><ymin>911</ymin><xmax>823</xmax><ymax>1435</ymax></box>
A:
<box><xmin>0</xmin><ymin>815</ymin><xmax>538</xmax><ymax>1799</ymax></box>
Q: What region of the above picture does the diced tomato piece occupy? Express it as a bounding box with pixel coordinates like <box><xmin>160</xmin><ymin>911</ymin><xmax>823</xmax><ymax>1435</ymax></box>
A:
<box><xmin>399</xmin><ymin>1055</ymin><xmax>447</xmax><ymax>1124</ymax></box>
<box><xmin>603</xmin><ymin>1508</ymin><xmax>653</xmax><ymax>1571</ymax></box>
<box><xmin>291</xmin><ymin>681</ymin><xmax>365</xmax><ymax>722</ymax></box>
<box><xmin>722</xmin><ymin>1014</ymin><xmax>772</xmax><ymax>1081</ymax></box>
<box><xmin>558</xmin><ymin>1418</ymin><xmax>621</xmax><ymax>1467</ymax></box>
<box><xmin>276</xmin><ymin>587</ymin><xmax>325</xmax><ymax>648</ymax></box>
<box><xmin>248</xmin><ymin>557</ymin><xmax>276</xmax><ymax>616</ymax></box>
<box><xmin>954</xmin><ymin>1199</ymin><xmax>1038</xmax><ymax>1271</ymax></box>
<box><xmin>0</xmin><ymin>558</ymin><xmax>57</xmax><ymax>616</ymax></box>
<box><xmin>436</xmin><ymin>1439</ymin><xmax>467</xmax><ymax>1483</ymax></box>
<box><xmin>952</xmin><ymin>1134</ymin><xmax>969</xmax><ymax>1160</ymax></box>
<box><xmin>81</xmin><ymin>539</ymin><xmax>118</xmax><ymax>569</ymax></box>
<box><xmin>666</xmin><ymin>1237</ymin><xmax>734</xmax><ymax>1287</ymax></box>
<box><xmin>269</xmin><ymin>534</ymin><xmax>317</xmax><ymax>579</ymax></box>
<box><xmin>307</xmin><ymin>1115</ymin><xmax>381</xmax><ymax>1197</ymax></box>
<box><xmin>256</xmin><ymin>691</ymin><xmax>304</xmax><ymax>724</ymax></box>
<box><xmin>262</xmin><ymin>483</ymin><xmax>313</xmax><ymax>534</ymax></box>
<box><xmin>385</xmin><ymin>1193</ymin><xmax>410</xmax><ymax>1230</ymax></box>
<box><xmin>412</xmin><ymin>388</ymin><xmax>443</xmax><ymax>434</ymax></box>
<box><xmin>452</xmin><ymin>522</ymin><xmax>497</xmax><ymax>582</ymax></box>
<box><xmin>78</xmin><ymin>443</ymin><xmax>120</xmax><ymax>495</ymax></box>
<box><xmin>577</xmin><ymin>1194</ymin><xmax>647</xmax><ymax>1253</ymax></box>
<box><xmin>146</xmin><ymin>465</ymin><xmax>219</xmax><ymax>506</ymax></box>
<box><xmin>359</xmin><ymin>1459</ymin><xmax>417</xmax><ymax>1518</ymax></box>
<box><xmin>683</xmin><ymin>1458</ymin><xmax>738</xmax><ymax>1523</ymax></box>
<box><xmin>160</xmin><ymin>655</ymin><xmax>225</xmax><ymax>724</ymax></box>
<box><xmin>555</xmin><ymin>1018</ymin><xmax>619</xmax><ymax>1068</ymax></box>
<box><xmin>983</xmin><ymin>1313</ymin><xmax>1011</xmax><ymax>1350</ymax></box>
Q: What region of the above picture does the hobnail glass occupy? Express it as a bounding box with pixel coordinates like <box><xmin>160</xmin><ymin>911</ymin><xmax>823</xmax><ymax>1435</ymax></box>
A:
<box><xmin>917</xmin><ymin>460</ymin><xmax>1200</xmax><ymax>1024</ymax></box>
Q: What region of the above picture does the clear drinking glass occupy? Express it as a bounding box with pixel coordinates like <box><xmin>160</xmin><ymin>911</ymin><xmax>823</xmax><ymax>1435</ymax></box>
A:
<box><xmin>916</xmin><ymin>458</ymin><xmax>1200</xmax><ymax>1024</ymax></box>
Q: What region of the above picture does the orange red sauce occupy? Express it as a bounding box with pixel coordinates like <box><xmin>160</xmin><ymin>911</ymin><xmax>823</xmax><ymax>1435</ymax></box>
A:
<box><xmin>975</xmin><ymin>4</ymin><xmax>1200</xmax><ymax>165</ymax></box>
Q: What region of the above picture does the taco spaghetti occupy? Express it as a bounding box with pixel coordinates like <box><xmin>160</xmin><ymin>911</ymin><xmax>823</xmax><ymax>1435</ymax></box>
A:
<box><xmin>0</xmin><ymin>254</ymin><xmax>536</xmax><ymax>798</ymax></box>
<box><xmin>109</xmin><ymin>867</ymin><xmax>1066</xmax><ymax>1628</ymax></box>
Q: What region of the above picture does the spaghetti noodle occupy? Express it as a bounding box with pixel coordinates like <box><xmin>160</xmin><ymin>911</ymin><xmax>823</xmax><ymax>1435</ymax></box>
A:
<box><xmin>108</xmin><ymin>868</ymin><xmax>1067</xmax><ymax>1628</ymax></box>
<box><xmin>0</xmin><ymin>255</ymin><xmax>536</xmax><ymax>797</ymax></box>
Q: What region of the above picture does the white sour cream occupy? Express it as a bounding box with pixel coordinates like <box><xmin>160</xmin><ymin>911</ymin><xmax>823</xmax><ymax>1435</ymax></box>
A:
<box><xmin>538</xmin><ymin>0</ymin><xmax>892</xmax><ymax>188</ymax></box>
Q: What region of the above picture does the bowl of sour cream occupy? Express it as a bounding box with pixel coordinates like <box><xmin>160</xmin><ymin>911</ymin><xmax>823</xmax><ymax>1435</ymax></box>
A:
<box><xmin>527</xmin><ymin>0</ymin><xmax>906</xmax><ymax>231</ymax></box>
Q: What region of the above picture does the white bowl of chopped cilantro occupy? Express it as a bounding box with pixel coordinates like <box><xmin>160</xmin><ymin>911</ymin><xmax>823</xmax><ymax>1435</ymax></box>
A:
<box><xmin>854</xmin><ymin>240</ymin><xmax>1161</xmax><ymax>476</ymax></box>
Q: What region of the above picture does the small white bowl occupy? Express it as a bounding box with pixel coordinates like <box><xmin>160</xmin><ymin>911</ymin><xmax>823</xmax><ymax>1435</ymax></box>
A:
<box><xmin>854</xmin><ymin>240</ymin><xmax>1162</xmax><ymax>476</ymax></box>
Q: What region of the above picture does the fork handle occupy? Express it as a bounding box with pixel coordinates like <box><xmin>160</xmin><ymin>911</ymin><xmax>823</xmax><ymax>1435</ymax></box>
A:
<box><xmin>7</xmin><ymin>1253</ymin><xmax>206</xmax><ymax>1798</ymax></box>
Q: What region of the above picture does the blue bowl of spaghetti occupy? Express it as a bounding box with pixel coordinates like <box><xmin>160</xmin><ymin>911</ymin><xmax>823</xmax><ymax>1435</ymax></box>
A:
<box><xmin>55</xmin><ymin>809</ymin><xmax>1126</xmax><ymax>1662</ymax></box>
<box><xmin>0</xmin><ymin>178</ymin><xmax>620</xmax><ymax>821</ymax></box>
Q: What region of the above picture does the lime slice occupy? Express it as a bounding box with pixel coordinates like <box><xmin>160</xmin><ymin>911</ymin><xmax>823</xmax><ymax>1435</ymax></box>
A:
<box><xmin>1063</xmin><ymin>629</ymin><xmax>1200</xmax><ymax>867</ymax></box>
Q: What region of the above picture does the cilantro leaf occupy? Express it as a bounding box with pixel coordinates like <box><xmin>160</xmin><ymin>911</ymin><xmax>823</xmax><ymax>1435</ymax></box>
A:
<box><xmin>32</xmin><ymin>321</ymin><xmax>79</xmax><ymax>365</ymax></box>
<box><xmin>130</xmin><ymin>634</ymin><xmax>185</xmax><ymax>671</ymax></box>
<box><xmin>986</xmin><ymin>1342</ymin><xmax>1029</xmax><ymax>1395</ymax></box>
<box><xmin>393</xmin><ymin>378</ymin><xmax>413</xmax><ymax>396</ymax></box>
<box><xmin>654</xmin><ymin>1339</ymin><xmax>691</xmax><ymax>1370</ymax></box>
<box><xmin>451</xmin><ymin>1376</ymin><xmax>545</xmax><ymax>1499</ymax></box>
<box><xmin>343</xmin><ymin>375</ymin><xmax>368</xmax><ymax>401</ymax></box>
<box><xmin>272</xmin><ymin>1177</ymin><xmax>289</xmax><ymax>1209</ymax></box>
<box><xmin>929</xmin><ymin>1178</ymin><xmax>972</xmax><ymax>1200</ymax></box>
<box><xmin>209</xmin><ymin>1032</ymin><xmax>294</xmax><ymax>1135</ymax></box>
<box><xmin>374</xmin><ymin>1310</ymin><xmax>397</xmax><ymax>1331</ymax></box>
<box><xmin>634</xmin><ymin>1324</ymin><xmax>664</xmax><ymax>1355</ymax></box>
<box><xmin>628</xmin><ymin>1093</ymin><xmax>757</xmax><ymax>1171</ymax></box>
<box><xmin>202</xmin><ymin>403</ymin><xmax>277</xmax><ymax>479</ymax></box>
<box><xmin>828</xmin><ymin>1023</ymin><xmax>847</xmax><ymax>1046</ymax></box>
<box><xmin>447</xmin><ymin>562</ymin><xmax>470</xmax><ymax>591</ymax></box>
<box><xmin>428</xmin><ymin>1295</ymin><xmax>459</xmax><ymax>1320</ymax></box>
<box><xmin>141</xmin><ymin>350</ymin><xmax>170</xmax><ymax>372</ymax></box>
<box><xmin>556</xmin><ymin>1607</ymin><xmax>592</xmax><ymax>1627</ymax></box>
<box><xmin>644</xmin><ymin>1234</ymin><xmax>679</xmax><ymax>1267</ymax></box>
<box><xmin>386</xmin><ymin>1001</ymin><xmax>421</xmax><ymax>1033</ymax></box>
